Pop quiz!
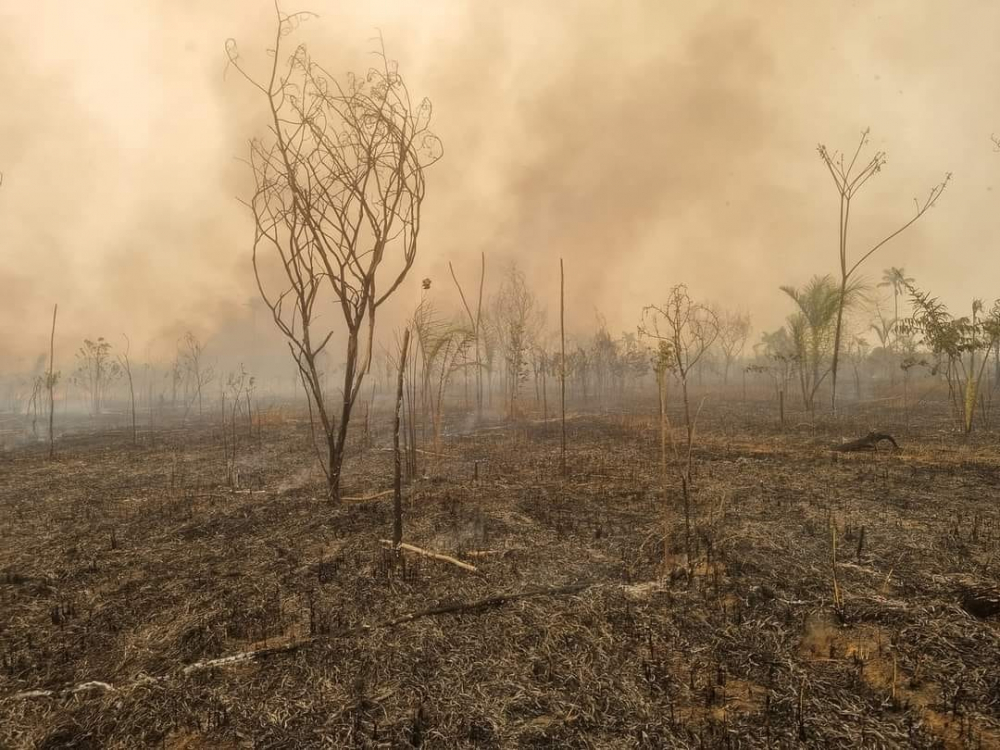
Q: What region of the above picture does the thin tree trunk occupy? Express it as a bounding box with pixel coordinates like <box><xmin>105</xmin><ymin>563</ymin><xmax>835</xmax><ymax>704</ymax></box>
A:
<box><xmin>329</xmin><ymin>330</ymin><xmax>362</xmax><ymax>502</ymax></box>
<box><xmin>222</xmin><ymin>392</ymin><xmax>228</xmax><ymax>465</ymax></box>
<box><xmin>47</xmin><ymin>304</ymin><xmax>57</xmax><ymax>460</ymax></box>
<box><xmin>392</xmin><ymin>329</ymin><xmax>411</xmax><ymax>548</ymax></box>
<box><xmin>680</xmin><ymin>376</ymin><xmax>693</xmax><ymax>564</ymax></box>
<box><xmin>127</xmin><ymin>368</ymin><xmax>136</xmax><ymax>445</ymax></box>
<box><xmin>830</xmin><ymin>195</ymin><xmax>849</xmax><ymax>414</ymax></box>
<box><xmin>741</xmin><ymin>368</ymin><xmax>747</xmax><ymax>425</ymax></box>
<box><xmin>658</xmin><ymin>372</ymin><xmax>667</xmax><ymax>484</ymax></box>
<box><xmin>560</xmin><ymin>258</ymin><xmax>567</xmax><ymax>477</ymax></box>
<box><xmin>542</xmin><ymin>366</ymin><xmax>548</xmax><ymax>429</ymax></box>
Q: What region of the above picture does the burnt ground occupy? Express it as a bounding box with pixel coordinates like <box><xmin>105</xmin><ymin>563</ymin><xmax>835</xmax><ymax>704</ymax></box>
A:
<box><xmin>1</xmin><ymin>403</ymin><xmax>1000</xmax><ymax>748</ymax></box>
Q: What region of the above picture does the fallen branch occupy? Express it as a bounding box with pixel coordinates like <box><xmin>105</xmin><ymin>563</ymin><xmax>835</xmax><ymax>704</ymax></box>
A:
<box><xmin>379</xmin><ymin>539</ymin><xmax>478</xmax><ymax>572</ymax></box>
<box><xmin>11</xmin><ymin>681</ymin><xmax>115</xmax><ymax>700</ymax></box>
<box><xmin>378</xmin><ymin>581</ymin><xmax>595</xmax><ymax>627</ymax></box>
<box><xmin>343</xmin><ymin>489</ymin><xmax>394</xmax><ymax>503</ymax></box>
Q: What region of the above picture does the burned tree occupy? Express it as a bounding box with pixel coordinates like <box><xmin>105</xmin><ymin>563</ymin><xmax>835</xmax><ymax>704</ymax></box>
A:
<box><xmin>73</xmin><ymin>338</ymin><xmax>121</xmax><ymax>417</ymax></box>
<box><xmin>559</xmin><ymin>258</ymin><xmax>566</xmax><ymax>476</ymax></box>
<box><xmin>411</xmin><ymin>299</ymin><xmax>473</xmax><ymax>455</ymax></box>
<box><xmin>227</xmin><ymin>10</ymin><xmax>441</xmax><ymax>500</ymax></box>
<box><xmin>117</xmin><ymin>335</ymin><xmax>137</xmax><ymax>446</ymax></box>
<box><xmin>490</xmin><ymin>264</ymin><xmax>542</xmax><ymax>421</ymax></box>
<box><xmin>179</xmin><ymin>331</ymin><xmax>214</xmax><ymax>419</ymax></box>
<box><xmin>448</xmin><ymin>252</ymin><xmax>486</xmax><ymax>421</ymax></box>
<box><xmin>715</xmin><ymin>308</ymin><xmax>751</xmax><ymax>385</ymax></box>
<box><xmin>640</xmin><ymin>285</ymin><xmax>719</xmax><ymax>567</ymax></box>
<box><xmin>816</xmin><ymin>129</ymin><xmax>950</xmax><ymax>413</ymax></box>
<box><xmin>392</xmin><ymin>328</ymin><xmax>411</xmax><ymax>549</ymax></box>
<box><xmin>47</xmin><ymin>304</ymin><xmax>58</xmax><ymax>459</ymax></box>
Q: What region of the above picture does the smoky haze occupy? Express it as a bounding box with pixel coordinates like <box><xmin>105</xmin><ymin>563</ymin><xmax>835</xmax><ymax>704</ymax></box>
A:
<box><xmin>1</xmin><ymin>0</ymin><xmax>998</xmax><ymax>371</ymax></box>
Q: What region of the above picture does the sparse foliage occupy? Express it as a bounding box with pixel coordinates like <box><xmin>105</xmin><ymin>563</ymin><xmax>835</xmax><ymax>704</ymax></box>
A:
<box><xmin>817</xmin><ymin>129</ymin><xmax>950</xmax><ymax>412</ymax></box>
<box><xmin>73</xmin><ymin>338</ymin><xmax>121</xmax><ymax>416</ymax></box>
<box><xmin>227</xmin><ymin>8</ymin><xmax>442</xmax><ymax>500</ymax></box>
<box><xmin>716</xmin><ymin>308</ymin><xmax>752</xmax><ymax>385</ymax></box>
<box><xmin>639</xmin><ymin>285</ymin><xmax>719</xmax><ymax>568</ymax></box>
<box><xmin>899</xmin><ymin>284</ymin><xmax>1000</xmax><ymax>433</ymax></box>
<box><xmin>179</xmin><ymin>332</ymin><xmax>214</xmax><ymax>419</ymax></box>
<box><xmin>779</xmin><ymin>274</ymin><xmax>863</xmax><ymax>412</ymax></box>
<box><xmin>490</xmin><ymin>264</ymin><xmax>542</xmax><ymax>420</ymax></box>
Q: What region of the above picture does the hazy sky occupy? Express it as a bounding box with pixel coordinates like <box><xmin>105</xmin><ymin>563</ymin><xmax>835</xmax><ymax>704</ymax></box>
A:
<box><xmin>1</xmin><ymin>0</ymin><xmax>998</xmax><ymax>368</ymax></box>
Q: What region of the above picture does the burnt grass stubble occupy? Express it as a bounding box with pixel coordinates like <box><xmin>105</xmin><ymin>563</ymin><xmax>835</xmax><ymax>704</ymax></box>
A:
<box><xmin>1</xmin><ymin>399</ymin><xmax>999</xmax><ymax>748</ymax></box>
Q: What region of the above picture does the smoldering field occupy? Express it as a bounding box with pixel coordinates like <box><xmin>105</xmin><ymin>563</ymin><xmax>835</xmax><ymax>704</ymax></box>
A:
<box><xmin>3</xmin><ymin>1</ymin><xmax>1000</xmax><ymax>748</ymax></box>
<box><xmin>3</xmin><ymin>399</ymin><xmax>1000</xmax><ymax>748</ymax></box>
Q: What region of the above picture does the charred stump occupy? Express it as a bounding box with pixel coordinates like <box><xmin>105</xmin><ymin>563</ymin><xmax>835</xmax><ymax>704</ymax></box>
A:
<box><xmin>832</xmin><ymin>431</ymin><xmax>900</xmax><ymax>453</ymax></box>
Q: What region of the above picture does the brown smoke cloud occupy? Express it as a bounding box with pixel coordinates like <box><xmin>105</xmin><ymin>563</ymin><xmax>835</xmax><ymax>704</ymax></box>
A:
<box><xmin>1</xmin><ymin>0</ymin><xmax>998</xmax><ymax>370</ymax></box>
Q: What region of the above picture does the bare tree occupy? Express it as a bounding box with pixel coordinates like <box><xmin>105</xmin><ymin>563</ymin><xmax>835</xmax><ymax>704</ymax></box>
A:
<box><xmin>590</xmin><ymin>315</ymin><xmax>618</xmax><ymax>406</ymax></box>
<box><xmin>169</xmin><ymin>357</ymin><xmax>183</xmax><ymax>410</ymax></box>
<box><xmin>227</xmin><ymin>9</ymin><xmax>442</xmax><ymax>500</ymax></box>
<box><xmin>118</xmin><ymin>335</ymin><xmax>137</xmax><ymax>445</ymax></box>
<box><xmin>73</xmin><ymin>338</ymin><xmax>121</xmax><ymax>416</ymax></box>
<box><xmin>490</xmin><ymin>263</ymin><xmax>542</xmax><ymax>421</ymax></box>
<box><xmin>449</xmin><ymin>252</ymin><xmax>486</xmax><ymax>420</ymax></box>
<box><xmin>639</xmin><ymin>285</ymin><xmax>719</xmax><ymax>567</ymax></box>
<box><xmin>180</xmin><ymin>332</ymin><xmax>214</xmax><ymax>419</ymax></box>
<box><xmin>846</xmin><ymin>334</ymin><xmax>870</xmax><ymax>401</ymax></box>
<box><xmin>26</xmin><ymin>370</ymin><xmax>44</xmax><ymax>439</ymax></box>
<box><xmin>411</xmin><ymin>300</ymin><xmax>473</xmax><ymax>454</ymax></box>
<box><xmin>817</xmin><ymin>129</ymin><xmax>950</xmax><ymax>413</ymax></box>
<box><xmin>559</xmin><ymin>258</ymin><xmax>566</xmax><ymax>476</ymax></box>
<box><xmin>47</xmin><ymin>304</ymin><xmax>58</xmax><ymax>459</ymax></box>
<box><xmin>716</xmin><ymin>308</ymin><xmax>751</xmax><ymax>385</ymax></box>
<box><xmin>649</xmin><ymin>339</ymin><xmax>672</xmax><ymax>494</ymax></box>
<box><xmin>754</xmin><ymin>327</ymin><xmax>800</xmax><ymax>408</ymax></box>
<box><xmin>224</xmin><ymin>365</ymin><xmax>251</xmax><ymax>485</ymax></box>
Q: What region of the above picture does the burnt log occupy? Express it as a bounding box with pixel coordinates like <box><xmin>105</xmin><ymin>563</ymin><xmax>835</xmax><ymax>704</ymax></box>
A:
<box><xmin>832</xmin><ymin>431</ymin><xmax>900</xmax><ymax>453</ymax></box>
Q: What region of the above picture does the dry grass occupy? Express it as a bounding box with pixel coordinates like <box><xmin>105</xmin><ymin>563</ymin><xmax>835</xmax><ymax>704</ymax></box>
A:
<box><xmin>1</xmin><ymin>402</ymin><xmax>999</xmax><ymax>747</ymax></box>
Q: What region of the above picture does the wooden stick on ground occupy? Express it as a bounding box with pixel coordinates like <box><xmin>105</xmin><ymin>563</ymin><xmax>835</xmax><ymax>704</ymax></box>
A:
<box><xmin>342</xmin><ymin>489</ymin><xmax>394</xmax><ymax>503</ymax></box>
<box><xmin>379</xmin><ymin>539</ymin><xmax>478</xmax><ymax>573</ymax></box>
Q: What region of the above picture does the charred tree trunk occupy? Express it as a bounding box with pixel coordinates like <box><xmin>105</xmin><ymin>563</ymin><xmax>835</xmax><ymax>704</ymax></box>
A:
<box><xmin>560</xmin><ymin>258</ymin><xmax>567</xmax><ymax>477</ymax></box>
<box><xmin>47</xmin><ymin>304</ymin><xmax>57</xmax><ymax>460</ymax></box>
<box><xmin>392</xmin><ymin>329</ymin><xmax>411</xmax><ymax>549</ymax></box>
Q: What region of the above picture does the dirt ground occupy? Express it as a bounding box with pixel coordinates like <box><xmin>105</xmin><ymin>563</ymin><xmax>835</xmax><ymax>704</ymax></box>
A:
<box><xmin>1</xmin><ymin>401</ymin><xmax>999</xmax><ymax>748</ymax></box>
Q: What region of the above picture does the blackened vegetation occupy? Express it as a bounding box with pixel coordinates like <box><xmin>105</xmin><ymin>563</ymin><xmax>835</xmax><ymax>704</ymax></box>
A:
<box><xmin>1</xmin><ymin>405</ymin><xmax>1000</xmax><ymax>747</ymax></box>
<box><xmin>960</xmin><ymin>585</ymin><xmax>1000</xmax><ymax>619</ymax></box>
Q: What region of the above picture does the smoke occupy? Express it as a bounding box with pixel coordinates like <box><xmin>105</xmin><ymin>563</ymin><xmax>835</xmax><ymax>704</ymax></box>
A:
<box><xmin>1</xmin><ymin>0</ymin><xmax>998</xmax><ymax>371</ymax></box>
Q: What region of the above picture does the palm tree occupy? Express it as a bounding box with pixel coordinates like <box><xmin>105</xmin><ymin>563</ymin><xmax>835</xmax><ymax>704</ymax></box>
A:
<box><xmin>780</xmin><ymin>274</ymin><xmax>864</xmax><ymax>411</ymax></box>
<box><xmin>878</xmin><ymin>267</ymin><xmax>915</xmax><ymax>351</ymax></box>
